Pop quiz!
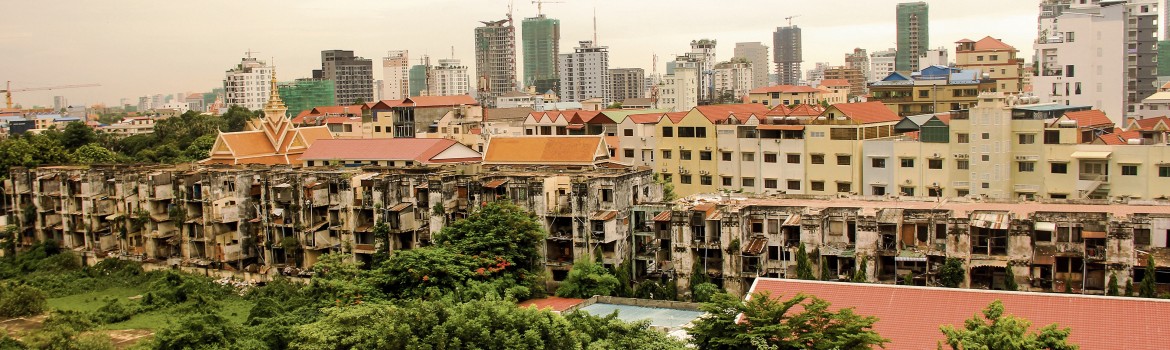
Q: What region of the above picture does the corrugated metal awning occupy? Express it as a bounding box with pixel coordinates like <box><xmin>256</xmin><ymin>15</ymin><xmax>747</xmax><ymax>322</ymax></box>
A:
<box><xmin>592</xmin><ymin>210</ymin><xmax>617</xmax><ymax>221</ymax></box>
<box><xmin>970</xmin><ymin>259</ymin><xmax>1009</xmax><ymax>268</ymax></box>
<box><xmin>1083</xmin><ymin>231</ymin><xmax>1107</xmax><ymax>239</ymax></box>
<box><xmin>877</xmin><ymin>208</ymin><xmax>903</xmax><ymax>224</ymax></box>
<box><xmin>1034</xmin><ymin>222</ymin><xmax>1056</xmax><ymax>232</ymax></box>
<box><xmin>782</xmin><ymin>214</ymin><xmax>802</xmax><ymax>226</ymax></box>
<box><xmin>652</xmin><ymin>211</ymin><xmax>672</xmax><ymax>222</ymax></box>
<box><xmin>970</xmin><ymin>212</ymin><xmax>1010</xmax><ymax>230</ymax></box>
<box><xmin>483</xmin><ymin>179</ymin><xmax>509</xmax><ymax>188</ymax></box>
<box><xmin>388</xmin><ymin>202</ymin><xmax>412</xmax><ymax>212</ymax></box>
<box><xmin>743</xmin><ymin>236</ymin><xmax>768</xmax><ymax>256</ymax></box>
<box><xmin>1071</xmin><ymin>151</ymin><xmax>1111</xmax><ymax>159</ymax></box>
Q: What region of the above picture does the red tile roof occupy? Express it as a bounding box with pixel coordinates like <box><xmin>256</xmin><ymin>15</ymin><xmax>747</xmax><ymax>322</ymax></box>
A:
<box><xmin>1095</xmin><ymin>130</ymin><xmax>1142</xmax><ymax>145</ymax></box>
<box><xmin>371</xmin><ymin>95</ymin><xmax>479</xmax><ymax>109</ymax></box>
<box><xmin>786</xmin><ymin>104</ymin><xmax>824</xmax><ymax>117</ymax></box>
<box><xmin>291</xmin><ymin>105</ymin><xmax>365</xmax><ymax>124</ymax></box>
<box><xmin>749</xmin><ymin>85</ymin><xmax>824</xmax><ymax>94</ymax></box>
<box><xmin>517</xmin><ymin>297</ymin><xmax>585</xmax><ymax>312</ymax></box>
<box><xmin>301</xmin><ymin>138</ymin><xmax>478</xmax><ymax>164</ymax></box>
<box><xmin>664</xmin><ymin>112</ymin><xmax>688</xmax><ymax>124</ymax></box>
<box><xmin>819</xmin><ymin>79</ymin><xmax>850</xmax><ymax>87</ymax></box>
<box><xmin>1056</xmin><ymin>110</ymin><xmax>1113</xmax><ymax>128</ymax></box>
<box><xmin>973</xmin><ymin>36</ymin><xmax>1016</xmax><ymax>51</ymax></box>
<box><xmin>483</xmin><ymin>136</ymin><xmax>606</xmax><ymax>165</ymax></box>
<box><xmin>830</xmin><ymin>101</ymin><xmax>901</xmax><ymax>124</ymax></box>
<box><xmin>1130</xmin><ymin>116</ymin><xmax>1170</xmax><ymax>131</ymax></box>
<box><xmin>694</xmin><ymin>104</ymin><xmax>770</xmax><ymax>124</ymax></box>
<box><xmin>627</xmin><ymin>113</ymin><xmax>664</xmax><ymax>124</ymax></box>
<box><xmin>749</xmin><ymin>279</ymin><xmax>1170</xmax><ymax>350</ymax></box>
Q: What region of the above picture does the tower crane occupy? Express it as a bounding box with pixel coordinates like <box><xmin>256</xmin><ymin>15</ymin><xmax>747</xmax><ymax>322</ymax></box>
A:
<box><xmin>3</xmin><ymin>81</ymin><xmax>101</xmax><ymax>109</ymax></box>
<box><xmin>785</xmin><ymin>15</ymin><xmax>801</xmax><ymax>26</ymax></box>
<box><xmin>532</xmin><ymin>0</ymin><xmax>564</xmax><ymax>16</ymax></box>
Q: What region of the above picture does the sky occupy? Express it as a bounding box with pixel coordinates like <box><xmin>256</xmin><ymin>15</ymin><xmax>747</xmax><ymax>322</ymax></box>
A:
<box><xmin>0</xmin><ymin>0</ymin><xmax>1041</xmax><ymax>107</ymax></box>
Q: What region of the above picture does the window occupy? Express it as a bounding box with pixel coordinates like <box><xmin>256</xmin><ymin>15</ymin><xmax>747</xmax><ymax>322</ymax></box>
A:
<box><xmin>742</xmin><ymin>177</ymin><xmax>756</xmax><ymax>187</ymax></box>
<box><xmin>700</xmin><ymin>175</ymin><xmax>712</xmax><ymax>185</ymax></box>
<box><xmin>990</xmin><ymin>54</ymin><xmax>999</xmax><ymax>61</ymax></box>
<box><xmin>872</xmin><ymin>158</ymin><xmax>886</xmax><ymax>168</ymax></box>
<box><xmin>957</xmin><ymin>133</ymin><xmax>969</xmax><ymax>143</ymax></box>
<box><xmin>1134</xmin><ymin>228</ymin><xmax>1151</xmax><ymax>245</ymax></box>
<box><xmin>1018</xmin><ymin>162</ymin><xmax>1035</xmax><ymax>172</ymax></box>
<box><xmin>957</xmin><ymin>160</ymin><xmax>969</xmax><ymax>170</ymax></box>
<box><xmin>1056</xmin><ymin>226</ymin><xmax>1082</xmax><ymax>243</ymax></box>
<box><xmin>1065</xmin><ymin>64</ymin><xmax>1074</xmax><ymax>77</ymax></box>
<box><xmin>765</xmin><ymin>179</ymin><xmax>778</xmax><ymax>189</ymax></box>
<box><xmin>1051</xmin><ymin>163</ymin><xmax>1068</xmax><ymax>174</ymax></box>
<box><xmin>623</xmin><ymin>149</ymin><xmax>634</xmax><ymax>158</ymax></box>
<box><xmin>680</xmin><ymin>175</ymin><xmax>692</xmax><ymax>184</ymax></box>
<box><xmin>787</xmin><ymin>154</ymin><xmax>801</xmax><ymax>164</ymax></box>
<box><xmin>1160</xmin><ymin>166</ymin><xmax>1170</xmax><ymax>177</ymax></box>
<box><xmin>811</xmin><ymin>181</ymin><xmax>825</xmax><ymax>191</ymax></box>
<box><xmin>1122</xmin><ymin>165</ymin><xmax>1138</xmax><ymax>176</ymax></box>
<box><xmin>977</xmin><ymin>55</ymin><xmax>984</xmax><ymax>61</ymax></box>
<box><xmin>661</xmin><ymin>150</ymin><xmax>672</xmax><ymax>159</ymax></box>
<box><xmin>600</xmin><ymin>189</ymin><xmax>613</xmax><ymax>202</ymax></box>
<box><xmin>928</xmin><ymin>159</ymin><xmax>943</xmax><ymax>169</ymax></box>
<box><xmin>696</xmin><ymin>127</ymin><xmax>707</xmax><ymax>138</ymax></box>
<box><xmin>836</xmin><ymin>182</ymin><xmax>851</xmax><ymax>193</ymax></box>
<box><xmin>981</xmin><ymin>133</ymin><xmax>990</xmax><ymax>140</ymax></box>
<box><xmin>662</xmin><ymin>174</ymin><xmax>672</xmax><ymax>183</ymax></box>
<box><xmin>764</xmin><ymin>153</ymin><xmax>777</xmax><ymax>163</ymax></box>
<box><xmin>680</xmin><ymin>150</ymin><xmax>692</xmax><ymax>160</ymax></box>
<box><xmin>1018</xmin><ymin>134</ymin><xmax>1036</xmax><ymax>144</ymax></box>
<box><xmin>742</xmin><ymin>152</ymin><xmax>755</xmax><ymax>161</ymax></box>
<box><xmin>872</xmin><ymin>186</ymin><xmax>886</xmax><ymax>196</ymax></box>
<box><xmin>901</xmin><ymin>158</ymin><xmax>915</xmax><ymax>168</ymax></box>
<box><xmin>699</xmin><ymin>151</ymin><xmax>712</xmax><ymax>161</ymax></box>
<box><xmin>722</xmin><ymin>177</ymin><xmax>732</xmax><ymax>186</ymax></box>
<box><xmin>901</xmin><ymin>186</ymin><xmax>915</xmax><ymax>196</ymax></box>
<box><xmin>811</xmin><ymin>154</ymin><xmax>825</xmax><ymax>164</ymax></box>
<box><xmin>981</xmin><ymin>155</ymin><xmax>990</xmax><ymax>162</ymax></box>
<box><xmin>375</xmin><ymin>126</ymin><xmax>382</xmax><ymax>133</ymax></box>
<box><xmin>837</xmin><ymin>155</ymin><xmax>851</xmax><ymax>165</ymax></box>
<box><xmin>721</xmin><ymin>152</ymin><xmax>732</xmax><ymax>161</ymax></box>
<box><xmin>787</xmin><ymin>180</ymin><xmax>800</xmax><ymax>190</ymax></box>
<box><xmin>661</xmin><ymin>127</ymin><xmax>673</xmax><ymax>137</ymax></box>
<box><xmin>623</xmin><ymin>129</ymin><xmax>633</xmax><ymax>136</ymax></box>
<box><xmin>1044</xmin><ymin>130</ymin><xmax>1060</xmax><ymax>144</ymax></box>
<box><xmin>919</xmin><ymin>90</ymin><xmax>929</xmax><ymax>98</ymax></box>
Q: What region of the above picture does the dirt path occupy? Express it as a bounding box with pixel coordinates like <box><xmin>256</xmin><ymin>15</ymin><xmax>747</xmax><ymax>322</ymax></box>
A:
<box><xmin>0</xmin><ymin>314</ymin><xmax>153</xmax><ymax>348</ymax></box>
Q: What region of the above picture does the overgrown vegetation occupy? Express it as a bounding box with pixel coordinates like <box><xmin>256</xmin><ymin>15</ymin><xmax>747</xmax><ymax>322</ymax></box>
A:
<box><xmin>939</xmin><ymin>300</ymin><xmax>1078</xmax><ymax>350</ymax></box>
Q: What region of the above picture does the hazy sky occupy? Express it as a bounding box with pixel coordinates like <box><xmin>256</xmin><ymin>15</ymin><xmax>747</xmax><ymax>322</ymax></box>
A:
<box><xmin>0</xmin><ymin>0</ymin><xmax>1040</xmax><ymax>107</ymax></box>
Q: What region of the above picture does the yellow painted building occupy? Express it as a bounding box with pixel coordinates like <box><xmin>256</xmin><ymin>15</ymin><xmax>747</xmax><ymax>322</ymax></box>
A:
<box><xmin>954</xmin><ymin>36</ymin><xmax>1025</xmax><ymax>93</ymax></box>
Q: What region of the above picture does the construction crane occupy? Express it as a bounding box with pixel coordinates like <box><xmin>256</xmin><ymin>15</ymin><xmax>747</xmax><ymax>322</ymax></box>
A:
<box><xmin>785</xmin><ymin>15</ymin><xmax>801</xmax><ymax>26</ymax></box>
<box><xmin>532</xmin><ymin>0</ymin><xmax>563</xmax><ymax>16</ymax></box>
<box><xmin>3</xmin><ymin>81</ymin><xmax>101</xmax><ymax>109</ymax></box>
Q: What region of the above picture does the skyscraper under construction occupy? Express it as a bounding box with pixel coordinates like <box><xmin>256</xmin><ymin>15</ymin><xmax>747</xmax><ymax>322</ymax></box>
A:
<box><xmin>522</xmin><ymin>15</ymin><xmax>560</xmax><ymax>94</ymax></box>
<box><xmin>475</xmin><ymin>18</ymin><xmax>518</xmax><ymax>107</ymax></box>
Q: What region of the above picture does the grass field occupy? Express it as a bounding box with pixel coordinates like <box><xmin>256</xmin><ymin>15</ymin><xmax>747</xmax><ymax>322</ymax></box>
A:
<box><xmin>46</xmin><ymin>287</ymin><xmax>253</xmax><ymax>331</ymax></box>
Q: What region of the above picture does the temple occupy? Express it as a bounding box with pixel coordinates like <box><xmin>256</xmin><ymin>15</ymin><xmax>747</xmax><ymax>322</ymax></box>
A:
<box><xmin>202</xmin><ymin>69</ymin><xmax>333</xmax><ymax>165</ymax></box>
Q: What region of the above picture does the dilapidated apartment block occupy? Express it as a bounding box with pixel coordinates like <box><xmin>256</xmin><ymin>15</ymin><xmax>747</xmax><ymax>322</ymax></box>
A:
<box><xmin>4</xmin><ymin>163</ymin><xmax>662</xmax><ymax>289</ymax></box>
<box><xmin>647</xmin><ymin>194</ymin><xmax>1170</xmax><ymax>297</ymax></box>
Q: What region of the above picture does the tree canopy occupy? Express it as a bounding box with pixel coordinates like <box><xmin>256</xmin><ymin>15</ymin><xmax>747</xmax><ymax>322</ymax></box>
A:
<box><xmin>939</xmin><ymin>300</ymin><xmax>1078</xmax><ymax>350</ymax></box>
<box><xmin>689</xmin><ymin>292</ymin><xmax>888</xmax><ymax>350</ymax></box>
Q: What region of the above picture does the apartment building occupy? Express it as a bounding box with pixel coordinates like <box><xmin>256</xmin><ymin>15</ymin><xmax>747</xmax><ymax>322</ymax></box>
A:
<box><xmin>869</xmin><ymin>65</ymin><xmax>996</xmax><ymax>116</ymax></box>
<box><xmin>222</xmin><ymin>56</ymin><xmax>272</xmax><ymax>111</ymax></box>
<box><xmin>955</xmin><ymin>37</ymin><xmax>1025</xmax><ymax>93</ymax></box>
<box><xmin>744</xmin><ymin>85</ymin><xmax>824</xmax><ymax>107</ymax></box>
<box><xmin>869</xmin><ymin>48</ymin><xmax>897</xmax><ymax>82</ymax></box>
<box><xmin>712</xmin><ymin>59</ymin><xmax>753</xmax><ymax>102</ymax></box>
<box><xmin>558</xmin><ymin>40</ymin><xmax>611</xmax><ymax>104</ymax></box>
<box><xmin>382</xmin><ymin>50</ymin><xmax>410</xmax><ymax>100</ymax></box>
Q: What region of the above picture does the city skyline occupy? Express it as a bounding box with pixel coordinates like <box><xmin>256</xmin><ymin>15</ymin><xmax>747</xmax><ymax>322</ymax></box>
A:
<box><xmin>2</xmin><ymin>0</ymin><xmax>1038</xmax><ymax>106</ymax></box>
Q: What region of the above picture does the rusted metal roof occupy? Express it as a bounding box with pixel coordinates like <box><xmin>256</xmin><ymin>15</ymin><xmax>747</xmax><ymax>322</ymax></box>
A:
<box><xmin>877</xmin><ymin>208</ymin><xmax>903</xmax><ymax>224</ymax></box>
<box><xmin>592</xmin><ymin>210</ymin><xmax>617</xmax><ymax>221</ymax></box>
<box><xmin>483</xmin><ymin>179</ymin><xmax>509</xmax><ymax>189</ymax></box>
<box><xmin>742</xmin><ymin>236</ymin><xmax>768</xmax><ymax>256</ymax></box>
<box><xmin>970</xmin><ymin>212</ymin><xmax>1010</xmax><ymax>230</ymax></box>
<box><xmin>652</xmin><ymin>211</ymin><xmax>672</xmax><ymax>222</ymax></box>
<box><xmin>388</xmin><ymin>202</ymin><xmax>412</xmax><ymax>212</ymax></box>
<box><xmin>1082</xmin><ymin>231</ymin><xmax>1107</xmax><ymax>239</ymax></box>
<box><xmin>782</xmin><ymin>214</ymin><xmax>802</xmax><ymax>226</ymax></box>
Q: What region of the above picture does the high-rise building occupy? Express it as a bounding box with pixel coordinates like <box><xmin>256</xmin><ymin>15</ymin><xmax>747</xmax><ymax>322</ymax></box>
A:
<box><xmin>223</xmin><ymin>56</ymin><xmax>272</xmax><ymax>111</ymax></box>
<box><xmin>409</xmin><ymin>59</ymin><xmax>429</xmax><ymax>97</ymax></box>
<box><xmin>382</xmin><ymin>50</ymin><xmax>410</xmax><ymax>100</ymax></box>
<box><xmin>659</xmin><ymin>65</ymin><xmax>698</xmax><ymax>112</ymax></box>
<box><xmin>688</xmin><ymin>39</ymin><xmax>717</xmax><ymax>102</ymax></box>
<box><xmin>609</xmin><ymin>68</ymin><xmax>645</xmax><ymax>103</ymax></box>
<box><xmin>822</xmin><ymin>66</ymin><xmax>866</xmax><ymax>98</ymax></box>
<box><xmin>475</xmin><ymin>18</ymin><xmax>518</xmax><ymax>107</ymax></box>
<box><xmin>1033</xmin><ymin>0</ymin><xmax>1158</xmax><ymax>122</ymax></box>
<box><xmin>278</xmin><ymin>78</ymin><xmax>336</xmax><ymax>119</ymax></box>
<box><xmin>52</xmin><ymin>96</ymin><xmax>67</xmax><ymax>111</ymax></box>
<box><xmin>315</xmin><ymin>50</ymin><xmax>373</xmax><ymax>105</ymax></box>
<box><xmin>805</xmin><ymin>62</ymin><xmax>831</xmax><ymax>87</ymax></box>
<box><xmin>844</xmin><ymin>48</ymin><xmax>870</xmax><ymax>85</ymax></box>
<box><xmin>713</xmin><ymin>58</ymin><xmax>754</xmax><ymax>102</ymax></box>
<box><xmin>896</xmin><ymin>2</ymin><xmax>929</xmax><ymax>72</ymax></box>
<box><xmin>773</xmin><ymin>26</ymin><xmax>802</xmax><ymax>85</ymax></box>
<box><xmin>428</xmin><ymin>58</ymin><xmax>471</xmax><ymax>97</ymax></box>
<box><xmin>522</xmin><ymin>15</ymin><xmax>560</xmax><ymax>93</ymax></box>
<box><xmin>870</xmin><ymin>48</ymin><xmax>897</xmax><ymax>81</ymax></box>
<box><xmin>918</xmin><ymin>47</ymin><xmax>949</xmax><ymax>69</ymax></box>
<box><xmin>734</xmin><ymin>42</ymin><xmax>770</xmax><ymax>90</ymax></box>
<box><xmin>955</xmin><ymin>37</ymin><xmax>1024</xmax><ymax>93</ymax></box>
<box><xmin>558</xmin><ymin>40</ymin><xmax>610</xmax><ymax>104</ymax></box>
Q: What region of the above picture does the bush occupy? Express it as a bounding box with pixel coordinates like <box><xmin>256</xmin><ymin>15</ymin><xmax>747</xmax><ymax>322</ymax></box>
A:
<box><xmin>94</xmin><ymin>297</ymin><xmax>137</xmax><ymax>324</ymax></box>
<box><xmin>691</xmin><ymin>282</ymin><xmax>720</xmax><ymax>303</ymax></box>
<box><xmin>0</xmin><ymin>284</ymin><xmax>47</xmax><ymax>318</ymax></box>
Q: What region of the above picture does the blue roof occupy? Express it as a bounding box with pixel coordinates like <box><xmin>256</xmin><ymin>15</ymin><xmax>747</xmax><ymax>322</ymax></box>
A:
<box><xmin>35</xmin><ymin>114</ymin><xmax>61</xmax><ymax>120</ymax></box>
<box><xmin>881</xmin><ymin>72</ymin><xmax>911</xmax><ymax>82</ymax></box>
<box><xmin>0</xmin><ymin>116</ymin><xmax>26</xmax><ymax>123</ymax></box>
<box><xmin>949</xmin><ymin>70</ymin><xmax>981</xmax><ymax>84</ymax></box>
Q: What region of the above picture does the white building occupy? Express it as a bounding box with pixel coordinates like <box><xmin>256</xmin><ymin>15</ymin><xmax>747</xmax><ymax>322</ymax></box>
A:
<box><xmin>557</xmin><ymin>40</ymin><xmax>610</xmax><ymax>104</ymax></box>
<box><xmin>804</xmin><ymin>62</ymin><xmax>830</xmax><ymax>87</ymax></box>
<box><xmin>1033</xmin><ymin>0</ymin><xmax>1159</xmax><ymax>123</ymax></box>
<box><xmin>426</xmin><ymin>58</ymin><xmax>471</xmax><ymax>97</ymax></box>
<box><xmin>1138</xmin><ymin>82</ymin><xmax>1170</xmax><ymax>119</ymax></box>
<box><xmin>382</xmin><ymin>50</ymin><xmax>409</xmax><ymax>100</ymax></box>
<box><xmin>160</xmin><ymin>102</ymin><xmax>190</xmax><ymax>114</ymax></box>
<box><xmin>713</xmin><ymin>59</ymin><xmax>754</xmax><ymax>101</ymax></box>
<box><xmin>870</xmin><ymin>48</ymin><xmax>897</xmax><ymax>82</ymax></box>
<box><xmin>222</xmin><ymin>57</ymin><xmax>272</xmax><ymax>112</ymax></box>
<box><xmin>690</xmin><ymin>39</ymin><xmax>717</xmax><ymax>102</ymax></box>
<box><xmin>918</xmin><ymin>47</ymin><xmax>949</xmax><ymax>70</ymax></box>
<box><xmin>659</xmin><ymin>66</ymin><xmax>698</xmax><ymax>112</ymax></box>
<box><xmin>733</xmin><ymin>42</ymin><xmax>770</xmax><ymax>90</ymax></box>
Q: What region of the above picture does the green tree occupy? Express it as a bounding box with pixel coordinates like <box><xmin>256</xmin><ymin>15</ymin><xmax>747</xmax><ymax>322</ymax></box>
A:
<box><xmin>71</xmin><ymin>143</ymin><xmax>118</xmax><ymax>164</ymax></box>
<box><xmin>939</xmin><ymin>300</ymin><xmax>1078</xmax><ymax>350</ymax></box>
<box><xmin>937</xmin><ymin>258</ymin><xmax>965</xmax><ymax>288</ymax></box>
<box><xmin>0</xmin><ymin>283</ymin><xmax>47</xmax><ymax>318</ymax></box>
<box><xmin>1107</xmin><ymin>272</ymin><xmax>1120</xmax><ymax>296</ymax></box>
<box><xmin>369</xmin><ymin>246</ymin><xmax>481</xmax><ymax>300</ymax></box>
<box><xmin>1140</xmin><ymin>254</ymin><xmax>1158</xmax><ymax>298</ymax></box>
<box><xmin>220</xmin><ymin>106</ymin><xmax>259</xmax><ymax>132</ymax></box>
<box><xmin>1004</xmin><ymin>265</ymin><xmax>1018</xmax><ymax>291</ymax></box>
<box><xmin>60</xmin><ymin>122</ymin><xmax>96</xmax><ymax>149</ymax></box>
<box><xmin>303</xmin><ymin>253</ymin><xmax>376</xmax><ymax>306</ymax></box>
<box><xmin>691</xmin><ymin>282</ymin><xmax>720</xmax><ymax>303</ymax></box>
<box><xmin>690</xmin><ymin>259</ymin><xmax>710</xmax><ymax>297</ymax></box>
<box><xmin>612</xmin><ymin>258</ymin><xmax>633</xmax><ymax>297</ymax></box>
<box><xmin>556</xmin><ymin>259</ymin><xmax>619</xmax><ymax>298</ymax></box>
<box><xmin>1125</xmin><ymin>279</ymin><xmax>1135</xmax><ymax>297</ymax></box>
<box><xmin>852</xmin><ymin>255</ymin><xmax>868</xmax><ymax>283</ymax></box>
<box><xmin>795</xmin><ymin>242</ymin><xmax>815</xmax><ymax>280</ymax></box>
<box><xmin>821</xmin><ymin>256</ymin><xmax>833</xmax><ymax>281</ymax></box>
<box><xmin>182</xmin><ymin>134</ymin><xmax>216</xmax><ymax>160</ymax></box>
<box><xmin>151</xmin><ymin>312</ymin><xmax>252</xmax><ymax>350</ymax></box>
<box><xmin>435</xmin><ymin>201</ymin><xmax>546</xmax><ymax>275</ymax></box>
<box><xmin>689</xmin><ymin>292</ymin><xmax>888</xmax><ymax>350</ymax></box>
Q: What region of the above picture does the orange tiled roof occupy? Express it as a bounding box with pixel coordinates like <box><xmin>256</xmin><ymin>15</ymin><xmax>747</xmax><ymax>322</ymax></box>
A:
<box><xmin>627</xmin><ymin>113</ymin><xmax>665</xmax><ymax>124</ymax></box>
<box><xmin>1095</xmin><ymin>130</ymin><xmax>1143</xmax><ymax>145</ymax></box>
<box><xmin>372</xmin><ymin>95</ymin><xmax>479</xmax><ymax>109</ymax></box>
<box><xmin>819</xmin><ymin>79</ymin><xmax>850</xmax><ymax>87</ymax></box>
<box><xmin>786</xmin><ymin>104</ymin><xmax>824</xmax><ymax>117</ymax></box>
<box><xmin>483</xmin><ymin>136</ymin><xmax>606</xmax><ymax>165</ymax></box>
<box><xmin>749</xmin><ymin>85</ymin><xmax>824</xmax><ymax>94</ymax></box>
<box><xmin>748</xmin><ymin>278</ymin><xmax>1170</xmax><ymax>350</ymax></box>
<box><xmin>1055</xmin><ymin>110</ymin><xmax>1113</xmax><ymax>128</ymax></box>
<box><xmin>663</xmin><ymin>112</ymin><xmax>688</xmax><ymax>124</ymax></box>
<box><xmin>694</xmin><ymin>104</ymin><xmax>770</xmax><ymax>124</ymax></box>
<box><xmin>1130</xmin><ymin>116</ymin><xmax>1170</xmax><ymax>131</ymax></box>
<box><xmin>972</xmin><ymin>36</ymin><xmax>1015</xmax><ymax>51</ymax></box>
<box><xmin>301</xmin><ymin>138</ymin><xmax>478</xmax><ymax>164</ymax></box>
<box><xmin>830</xmin><ymin>101</ymin><xmax>901</xmax><ymax>124</ymax></box>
